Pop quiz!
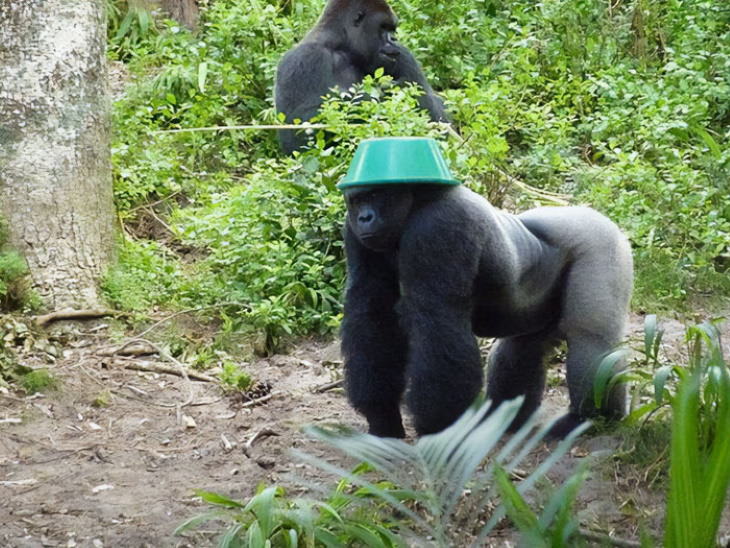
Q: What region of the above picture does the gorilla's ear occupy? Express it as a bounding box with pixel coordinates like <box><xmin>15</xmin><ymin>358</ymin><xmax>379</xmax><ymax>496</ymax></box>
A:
<box><xmin>354</xmin><ymin>10</ymin><xmax>366</xmax><ymax>26</ymax></box>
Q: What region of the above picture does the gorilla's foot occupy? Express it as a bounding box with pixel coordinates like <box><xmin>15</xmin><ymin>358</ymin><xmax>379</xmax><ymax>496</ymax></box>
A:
<box><xmin>546</xmin><ymin>412</ymin><xmax>586</xmax><ymax>440</ymax></box>
<box><xmin>365</xmin><ymin>408</ymin><xmax>406</xmax><ymax>438</ymax></box>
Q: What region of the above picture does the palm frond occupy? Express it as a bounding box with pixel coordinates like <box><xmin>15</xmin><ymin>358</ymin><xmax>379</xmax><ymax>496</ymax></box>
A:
<box><xmin>302</xmin><ymin>397</ymin><xmax>588</xmax><ymax>546</ymax></box>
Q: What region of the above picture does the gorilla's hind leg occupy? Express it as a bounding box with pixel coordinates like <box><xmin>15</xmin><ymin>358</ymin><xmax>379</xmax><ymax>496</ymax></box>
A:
<box><xmin>565</xmin><ymin>332</ymin><xmax>627</xmax><ymax>419</ymax></box>
<box><xmin>486</xmin><ymin>330</ymin><xmax>558</xmax><ymax>431</ymax></box>
<box><xmin>544</xmin><ymin>333</ymin><xmax>627</xmax><ymax>439</ymax></box>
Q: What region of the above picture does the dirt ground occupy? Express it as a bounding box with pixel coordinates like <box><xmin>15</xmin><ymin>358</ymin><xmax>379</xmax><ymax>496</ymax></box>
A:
<box><xmin>1</xmin><ymin>311</ymin><xmax>728</xmax><ymax>547</ymax></box>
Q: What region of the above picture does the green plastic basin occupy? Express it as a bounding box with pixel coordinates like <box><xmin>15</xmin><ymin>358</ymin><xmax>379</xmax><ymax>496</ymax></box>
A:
<box><xmin>337</xmin><ymin>137</ymin><xmax>460</xmax><ymax>189</ymax></box>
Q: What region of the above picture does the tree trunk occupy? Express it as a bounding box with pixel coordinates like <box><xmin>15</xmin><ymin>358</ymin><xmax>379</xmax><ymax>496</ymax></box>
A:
<box><xmin>134</xmin><ymin>0</ymin><xmax>200</xmax><ymax>30</ymax></box>
<box><xmin>0</xmin><ymin>0</ymin><xmax>115</xmax><ymax>311</ymax></box>
<box><xmin>160</xmin><ymin>0</ymin><xmax>200</xmax><ymax>30</ymax></box>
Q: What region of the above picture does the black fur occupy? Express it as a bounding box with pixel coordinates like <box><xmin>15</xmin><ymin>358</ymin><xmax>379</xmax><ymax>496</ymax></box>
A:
<box><xmin>274</xmin><ymin>0</ymin><xmax>447</xmax><ymax>154</ymax></box>
<box><xmin>341</xmin><ymin>184</ymin><xmax>633</xmax><ymax>438</ymax></box>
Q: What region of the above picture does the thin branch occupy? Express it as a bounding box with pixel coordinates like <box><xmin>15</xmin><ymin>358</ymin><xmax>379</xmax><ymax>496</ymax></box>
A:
<box><xmin>444</xmin><ymin>126</ymin><xmax>570</xmax><ymax>206</ymax></box>
<box><xmin>313</xmin><ymin>379</ymin><xmax>344</xmax><ymax>393</ymax></box>
<box><xmin>579</xmin><ymin>528</ymin><xmax>643</xmax><ymax>548</ymax></box>
<box><xmin>243</xmin><ymin>427</ymin><xmax>280</xmax><ymax>457</ymax></box>
<box><xmin>119</xmin><ymin>359</ymin><xmax>217</xmax><ymax>383</ymax></box>
<box><xmin>241</xmin><ymin>391</ymin><xmax>279</xmax><ymax>408</ymax></box>
<box><xmin>98</xmin><ymin>339</ymin><xmax>157</xmax><ymax>357</ymax></box>
<box><xmin>34</xmin><ymin>309</ymin><xmax>128</xmax><ymax>327</ymax></box>
<box><xmin>133</xmin><ymin>302</ymin><xmax>247</xmax><ymax>339</ymax></box>
<box><xmin>151</xmin><ymin>123</ymin><xmax>329</xmax><ymax>135</ymax></box>
<box><xmin>127</xmin><ymin>190</ymin><xmax>182</xmax><ymax>213</ymax></box>
<box><xmin>141</xmin><ymin>204</ymin><xmax>176</xmax><ymax>234</ymax></box>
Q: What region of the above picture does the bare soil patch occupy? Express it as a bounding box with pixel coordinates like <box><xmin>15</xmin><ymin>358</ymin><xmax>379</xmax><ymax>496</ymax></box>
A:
<box><xmin>1</xmin><ymin>312</ymin><xmax>728</xmax><ymax>547</ymax></box>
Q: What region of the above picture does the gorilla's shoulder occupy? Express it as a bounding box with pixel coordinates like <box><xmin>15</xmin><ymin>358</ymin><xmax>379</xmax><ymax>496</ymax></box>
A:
<box><xmin>278</xmin><ymin>42</ymin><xmax>333</xmax><ymax>72</ymax></box>
<box><xmin>405</xmin><ymin>186</ymin><xmax>492</xmax><ymax>239</ymax></box>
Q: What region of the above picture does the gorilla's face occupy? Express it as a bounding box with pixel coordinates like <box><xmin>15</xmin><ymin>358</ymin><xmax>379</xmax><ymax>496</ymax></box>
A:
<box><xmin>348</xmin><ymin>3</ymin><xmax>399</xmax><ymax>71</ymax></box>
<box><xmin>345</xmin><ymin>186</ymin><xmax>414</xmax><ymax>251</ymax></box>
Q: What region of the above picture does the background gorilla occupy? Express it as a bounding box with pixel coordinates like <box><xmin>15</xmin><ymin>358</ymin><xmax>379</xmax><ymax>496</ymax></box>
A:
<box><xmin>274</xmin><ymin>0</ymin><xmax>447</xmax><ymax>154</ymax></box>
<box><xmin>341</xmin><ymin>183</ymin><xmax>633</xmax><ymax>439</ymax></box>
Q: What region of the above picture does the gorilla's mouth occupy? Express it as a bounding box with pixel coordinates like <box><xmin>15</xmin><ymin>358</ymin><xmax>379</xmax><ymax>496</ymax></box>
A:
<box><xmin>359</xmin><ymin>232</ymin><xmax>395</xmax><ymax>251</ymax></box>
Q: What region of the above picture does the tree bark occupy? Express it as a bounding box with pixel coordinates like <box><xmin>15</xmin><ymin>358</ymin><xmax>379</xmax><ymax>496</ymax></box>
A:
<box><xmin>159</xmin><ymin>0</ymin><xmax>200</xmax><ymax>30</ymax></box>
<box><xmin>0</xmin><ymin>0</ymin><xmax>115</xmax><ymax>311</ymax></box>
<box><xmin>134</xmin><ymin>0</ymin><xmax>200</xmax><ymax>30</ymax></box>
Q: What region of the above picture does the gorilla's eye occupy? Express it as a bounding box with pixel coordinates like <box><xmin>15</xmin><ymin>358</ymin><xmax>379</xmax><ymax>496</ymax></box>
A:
<box><xmin>354</xmin><ymin>11</ymin><xmax>366</xmax><ymax>26</ymax></box>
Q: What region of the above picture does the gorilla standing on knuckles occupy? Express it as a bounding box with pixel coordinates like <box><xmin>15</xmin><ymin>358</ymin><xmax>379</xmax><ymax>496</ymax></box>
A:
<box><xmin>274</xmin><ymin>0</ymin><xmax>447</xmax><ymax>154</ymax></box>
<box><xmin>338</xmin><ymin>138</ymin><xmax>633</xmax><ymax>439</ymax></box>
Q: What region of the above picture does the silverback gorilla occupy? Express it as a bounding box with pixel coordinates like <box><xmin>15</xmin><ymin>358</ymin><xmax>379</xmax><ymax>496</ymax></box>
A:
<box><xmin>339</xmin><ymin>144</ymin><xmax>633</xmax><ymax>439</ymax></box>
<box><xmin>274</xmin><ymin>0</ymin><xmax>447</xmax><ymax>154</ymax></box>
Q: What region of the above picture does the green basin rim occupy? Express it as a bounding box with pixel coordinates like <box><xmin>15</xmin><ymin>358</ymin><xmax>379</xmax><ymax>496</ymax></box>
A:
<box><xmin>337</xmin><ymin>177</ymin><xmax>460</xmax><ymax>188</ymax></box>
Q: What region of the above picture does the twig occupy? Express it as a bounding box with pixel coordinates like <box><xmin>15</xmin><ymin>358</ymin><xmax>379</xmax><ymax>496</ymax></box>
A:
<box><xmin>579</xmin><ymin>528</ymin><xmax>642</xmax><ymax>548</ymax></box>
<box><xmin>150</xmin><ymin>122</ymin><xmax>567</xmax><ymax>206</ymax></box>
<box><xmin>98</xmin><ymin>339</ymin><xmax>157</xmax><ymax>357</ymax></box>
<box><xmin>142</xmin><ymin>204</ymin><xmax>176</xmax><ymax>234</ymax></box>
<box><xmin>151</xmin><ymin>123</ymin><xmax>329</xmax><ymax>135</ymax></box>
<box><xmin>119</xmin><ymin>359</ymin><xmax>217</xmax><ymax>383</ymax></box>
<box><xmin>243</xmin><ymin>427</ymin><xmax>280</xmax><ymax>457</ymax></box>
<box><xmin>0</xmin><ymin>394</ymin><xmax>27</xmax><ymax>403</ymax></box>
<box><xmin>128</xmin><ymin>190</ymin><xmax>182</xmax><ymax>213</ymax></box>
<box><xmin>0</xmin><ymin>479</ymin><xmax>37</xmax><ymax>487</ymax></box>
<box><xmin>241</xmin><ymin>391</ymin><xmax>279</xmax><ymax>408</ymax></box>
<box><xmin>110</xmin><ymin>388</ymin><xmax>178</xmax><ymax>408</ymax></box>
<box><xmin>17</xmin><ymin>470</ymin><xmax>78</xmax><ymax>496</ymax></box>
<box><xmin>30</xmin><ymin>445</ymin><xmax>98</xmax><ymax>465</ymax></box>
<box><xmin>313</xmin><ymin>379</ymin><xmax>344</xmax><ymax>393</ymax></box>
<box><xmin>496</xmin><ymin>168</ymin><xmax>571</xmax><ymax>205</ymax></box>
<box><xmin>34</xmin><ymin>309</ymin><xmax>128</xmax><ymax>327</ymax></box>
<box><xmin>137</xmin><ymin>340</ymin><xmax>195</xmax><ymax>409</ymax></box>
<box><xmin>445</xmin><ymin>126</ymin><xmax>570</xmax><ymax>206</ymax></box>
<box><xmin>133</xmin><ymin>302</ymin><xmax>247</xmax><ymax>339</ymax></box>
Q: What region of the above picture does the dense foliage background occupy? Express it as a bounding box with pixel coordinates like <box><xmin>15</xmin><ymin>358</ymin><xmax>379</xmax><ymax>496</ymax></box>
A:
<box><xmin>107</xmin><ymin>0</ymin><xmax>730</xmax><ymax>352</ymax></box>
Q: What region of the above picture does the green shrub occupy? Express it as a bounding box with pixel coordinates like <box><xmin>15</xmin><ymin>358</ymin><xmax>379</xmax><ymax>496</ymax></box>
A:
<box><xmin>0</xmin><ymin>217</ymin><xmax>33</xmax><ymax>311</ymax></box>
<box><xmin>102</xmin><ymin>239</ymin><xmax>183</xmax><ymax>311</ymax></box>
<box><xmin>663</xmin><ymin>321</ymin><xmax>730</xmax><ymax>548</ymax></box>
<box><xmin>218</xmin><ymin>361</ymin><xmax>252</xmax><ymax>392</ymax></box>
<box><xmin>20</xmin><ymin>368</ymin><xmax>58</xmax><ymax>394</ymax></box>
<box><xmin>109</xmin><ymin>0</ymin><xmax>730</xmax><ymax>341</ymax></box>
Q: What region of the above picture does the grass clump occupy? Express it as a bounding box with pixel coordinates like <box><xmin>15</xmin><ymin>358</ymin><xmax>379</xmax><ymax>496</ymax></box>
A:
<box><xmin>218</xmin><ymin>362</ymin><xmax>252</xmax><ymax>392</ymax></box>
<box><xmin>0</xmin><ymin>217</ymin><xmax>35</xmax><ymax>311</ymax></box>
<box><xmin>102</xmin><ymin>239</ymin><xmax>183</xmax><ymax>311</ymax></box>
<box><xmin>20</xmin><ymin>368</ymin><xmax>58</xmax><ymax>394</ymax></box>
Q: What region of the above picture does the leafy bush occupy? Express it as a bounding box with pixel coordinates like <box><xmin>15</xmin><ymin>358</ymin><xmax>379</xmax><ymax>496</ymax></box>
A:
<box><xmin>20</xmin><ymin>368</ymin><xmax>58</xmax><ymax>394</ymax></box>
<box><xmin>0</xmin><ymin>251</ymin><xmax>28</xmax><ymax>310</ymax></box>
<box><xmin>600</xmin><ymin>316</ymin><xmax>730</xmax><ymax>492</ymax></box>
<box><xmin>663</xmin><ymin>322</ymin><xmax>730</xmax><ymax>548</ymax></box>
<box><xmin>109</xmin><ymin>0</ymin><xmax>730</xmax><ymax>341</ymax></box>
<box><xmin>177</xmin><ymin>471</ymin><xmax>403</xmax><ymax>547</ymax></box>
<box><xmin>102</xmin><ymin>239</ymin><xmax>183</xmax><ymax>311</ymax></box>
<box><xmin>0</xmin><ymin>217</ymin><xmax>33</xmax><ymax>311</ymax></box>
<box><xmin>218</xmin><ymin>361</ymin><xmax>253</xmax><ymax>392</ymax></box>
